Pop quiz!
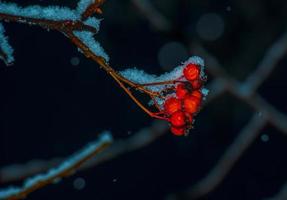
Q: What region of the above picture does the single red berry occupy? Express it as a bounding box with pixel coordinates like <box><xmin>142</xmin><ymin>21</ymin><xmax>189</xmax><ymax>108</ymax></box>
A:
<box><xmin>176</xmin><ymin>83</ymin><xmax>189</xmax><ymax>99</ymax></box>
<box><xmin>170</xmin><ymin>111</ymin><xmax>186</xmax><ymax>127</ymax></box>
<box><xmin>171</xmin><ymin>126</ymin><xmax>185</xmax><ymax>136</ymax></box>
<box><xmin>191</xmin><ymin>79</ymin><xmax>202</xmax><ymax>90</ymax></box>
<box><xmin>191</xmin><ymin>90</ymin><xmax>203</xmax><ymax>100</ymax></box>
<box><xmin>164</xmin><ymin>97</ymin><xmax>182</xmax><ymax>115</ymax></box>
<box><xmin>183</xmin><ymin>63</ymin><xmax>200</xmax><ymax>81</ymax></box>
<box><xmin>183</xmin><ymin>94</ymin><xmax>201</xmax><ymax>114</ymax></box>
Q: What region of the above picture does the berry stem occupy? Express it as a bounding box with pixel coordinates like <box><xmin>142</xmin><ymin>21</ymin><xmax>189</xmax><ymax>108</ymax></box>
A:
<box><xmin>113</xmin><ymin>72</ymin><xmax>160</xmax><ymax>97</ymax></box>
<box><xmin>66</xmin><ymin>31</ymin><xmax>169</xmax><ymax>119</ymax></box>
<box><xmin>136</xmin><ymin>80</ymin><xmax>184</xmax><ymax>87</ymax></box>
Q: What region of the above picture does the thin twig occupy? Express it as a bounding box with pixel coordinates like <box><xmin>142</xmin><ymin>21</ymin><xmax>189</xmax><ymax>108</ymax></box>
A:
<box><xmin>192</xmin><ymin>42</ymin><xmax>287</xmax><ymax>134</ymax></box>
<box><xmin>0</xmin><ymin>121</ymin><xmax>168</xmax><ymax>184</ymax></box>
<box><xmin>181</xmin><ymin>114</ymin><xmax>266</xmax><ymax>199</ymax></box>
<box><xmin>0</xmin><ymin>133</ymin><xmax>113</xmax><ymax>200</ymax></box>
<box><xmin>243</xmin><ymin>31</ymin><xmax>287</xmax><ymax>95</ymax></box>
<box><xmin>181</xmin><ymin>39</ymin><xmax>287</xmax><ymax>199</ymax></box>
<box><xmin>0</xmin><ymin>1</ymin><xmax>178</xmax><ymax>120</ymax></box>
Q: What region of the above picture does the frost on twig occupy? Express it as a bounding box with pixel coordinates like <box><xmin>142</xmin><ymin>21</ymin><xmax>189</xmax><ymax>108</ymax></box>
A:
<box><xmin>0</xmin><ymin>132</ymin><xmax>113</xmax><ymax>200</ymax></box>
<box><xmin>120</xmin><ymin>56</ymin><xmax>205</xmax><ymax>92</ymax></box>
<box><xmin>0</xmin><ymin>121</ymin><xmax>168</xmax><ymax>184</ymax></box>
<box><xmin>74</xmin><ymin>30</ymin><xmax>109</xmax><ymax>61</ymax></box>
<box><xmin>0</xmin><ymin>23</ymin><xmax>14</xmax><ymax>65</ymax></box>
<box><xmin>0</xmin><ymin>0</ymin><xmax>109</xmax><ymax>65</ymax></box>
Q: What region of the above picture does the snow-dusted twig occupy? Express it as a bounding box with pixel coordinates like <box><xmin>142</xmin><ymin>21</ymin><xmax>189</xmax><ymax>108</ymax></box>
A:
<box><xmin>0</xmin><ymin>121</ymin><xmax>168</xmax><ymax>184</ymax></box>
<box><xmin>0</xmin><ymin>80</ymin><xmax>217</xmax><ymax>185</ymax></box>
<box><xmin>0</xmin><ymin>0</ymin><xmax>109</xmax><ymax>62</ymax></box>
<box><xmin>0</xmin><ymin>132</ymin><xmax>113</xmax><ymax>200</ymax></box>
<box><xmin>0</xmin><ymin>23</ymin><xmax>13</xmax><ymax>65</ymax></box>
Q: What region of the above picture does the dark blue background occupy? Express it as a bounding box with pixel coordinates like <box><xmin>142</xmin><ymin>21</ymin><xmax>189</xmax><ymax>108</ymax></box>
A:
<box><xmin>1</xmin><ymin>0</ymin><xmax>287</xmax><ymax>199</ymax></box>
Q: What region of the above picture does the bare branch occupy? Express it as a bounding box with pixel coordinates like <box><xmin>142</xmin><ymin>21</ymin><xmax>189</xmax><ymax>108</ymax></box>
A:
<box><xmin>192</xmin><ymin>42</ymin><xmax>287</xmax><ymax>134</ymax></box>
<box><xmin>177</xmin><ymin>38</ymin><xmax>287</xmax><ymax>199</ymax></box>
<box><xmin>243</xmin><ymin>31</ymin><xmax>287</xmax><ymax>95</ymax></box>
<box><xmin>182</xmin><ymin>114</ymin><xmax>266</xmax><ymax>199</ymax></box>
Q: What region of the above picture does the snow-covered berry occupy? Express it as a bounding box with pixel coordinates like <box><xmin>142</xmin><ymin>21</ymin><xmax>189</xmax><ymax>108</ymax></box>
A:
<box><xmin>183</xmin><ymin>63</ymin><xmax>200</xmax><ymax>81</ymax></box>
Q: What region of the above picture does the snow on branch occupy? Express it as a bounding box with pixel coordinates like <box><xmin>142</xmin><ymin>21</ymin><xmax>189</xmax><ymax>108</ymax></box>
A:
<box><xmin>0</xmin><ymin>2</ymin><xmax>78</xmax><ymax>21</ymax></box>
<box><xmin>77</xmin><ymin>0</ymin><xmax>105</xmax><ymax>19</ymax></box>
<box><xmin>0</xmin><ymin>0</ymin><xmax>109</xmax><ymax>65</ymax></box>
<box><xmin>0</xmin><ymin>23</ymin><xmax>14</xmax><ymax>65</ymax></box>
<box><xmin>74</xmin><ymin>30</ymin><xmax>109</xmax><ymax>61</ymax></box>
<box><xmin>0</xmin><ymin>0</ymin><xmax>104</xmax><ymax>22</ymax></box>
<box><xmin>0</xmin><ymin>132</ymin><xmax>113</xmax><ymax>200</ymax></box>
<box><xmin>119</xmin><ymin>56</ymin><xmax>206</xmax><ymax>92</ymax></box>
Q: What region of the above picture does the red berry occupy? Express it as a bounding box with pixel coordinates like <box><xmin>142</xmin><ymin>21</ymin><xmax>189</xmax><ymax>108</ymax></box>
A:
<box><xmin>183</xmin><ymin>63</ymin><xmax>200</xmax><ymax>81</ymax></box>
<box><xmin>170</xmin><ymin>111</ymin><xmax>186</xmax><ymax>127</ymax></box>
<box><xmin>176</xmin><ymin>83</ymin><xmax>189</xmax><ymax>99</ymax></box>
<box><xmin>191</xmin><ymin>90</ymin><xmax>202</xmax><ymax>100</ymax></box>
<box><xmin>164</xmin><ymin>97</ymin><xmax>182</xmax><ymax>115</ymax></box>
<box><xmin>190</xmin><ymin>79</ymin><xmax>202</xmax><ymax>90</ymax></box>
<box><xmin>183</xmin><ymin>94</ymin><xmax>201</xmax><ymax>114</ymax></box>
<box><xmin>171</xmin><ymin>126</ymin><xmax>185</xmax><ymax>136</ymax></box>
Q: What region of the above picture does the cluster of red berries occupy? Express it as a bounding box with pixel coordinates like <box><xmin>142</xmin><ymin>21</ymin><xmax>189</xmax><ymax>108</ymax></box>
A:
<box><xmin>163</xmin><ymin>63</ymin><xmax>206</xmax><ymax>136</ymax></box>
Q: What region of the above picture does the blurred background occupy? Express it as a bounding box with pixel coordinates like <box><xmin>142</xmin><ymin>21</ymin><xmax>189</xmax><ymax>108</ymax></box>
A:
<box><xmin>1</xmin><ymin>0</ymin><xmax>287</xmax><ymax>199</ymax></box>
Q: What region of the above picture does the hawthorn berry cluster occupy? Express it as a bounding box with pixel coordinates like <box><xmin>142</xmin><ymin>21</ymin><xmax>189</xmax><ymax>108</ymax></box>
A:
<box><xmin>160</xmin><ymin>63</ymin><xmax>207</xmax><ymax>136</ymax></box>
<box><xmin>120</xmin><ymin>57</ymin><xmax>208</xmax><ymax>136</ymax></box>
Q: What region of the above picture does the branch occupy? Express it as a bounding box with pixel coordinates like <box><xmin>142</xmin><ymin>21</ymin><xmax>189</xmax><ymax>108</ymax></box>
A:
<box><xmin>0</xmin><ymin>0</ymin><xmax>108</xmax><ymax>62</ymax></box>
<box><xmin>0</xmin><ymin>121</ymin><xmax>168</xmax><ymax>184</ymax></box>
<box><xmin>170</xmin><ymin>39</ymin><xmax>287</xmax><ymax>199</ymax></box>
<box><xmin>0</xmin><ymin>133</ymin><xmax>113</xmax><ymax>200</ymax></box>
<box><xmin>0</xmin><ymin>23</ymin><xmax>13</xmax><ymax>65</ymax></box>
<box><xmin>243</xmin><ymin>31</ymin><xmax>287</xmax><ymax>95</ymax></box>
<box><xmin>267</xmin><ymin>181</ymin><xmax>287</xmax><ymax>200</ymax></box>
<box><xmin>180</xmin><ymin>114</ymin><xmax>266</xmax><ymax>199</ymax></box>
<box><xmin>80</xmin><ymin>0</ymin><xmax>106</xmax><ymax>20</ymax></box>
<box><xmin>192</xmin><ymin>42</ymin><xmax>287</xmax><ymax>134</ymax></box>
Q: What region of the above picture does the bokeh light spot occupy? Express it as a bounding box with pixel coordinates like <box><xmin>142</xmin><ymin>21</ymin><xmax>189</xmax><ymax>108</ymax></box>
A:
<box><xmin>196</xmin><ymin>13</ymin><xmax>225</xmax><ymax>41</ymax></box>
